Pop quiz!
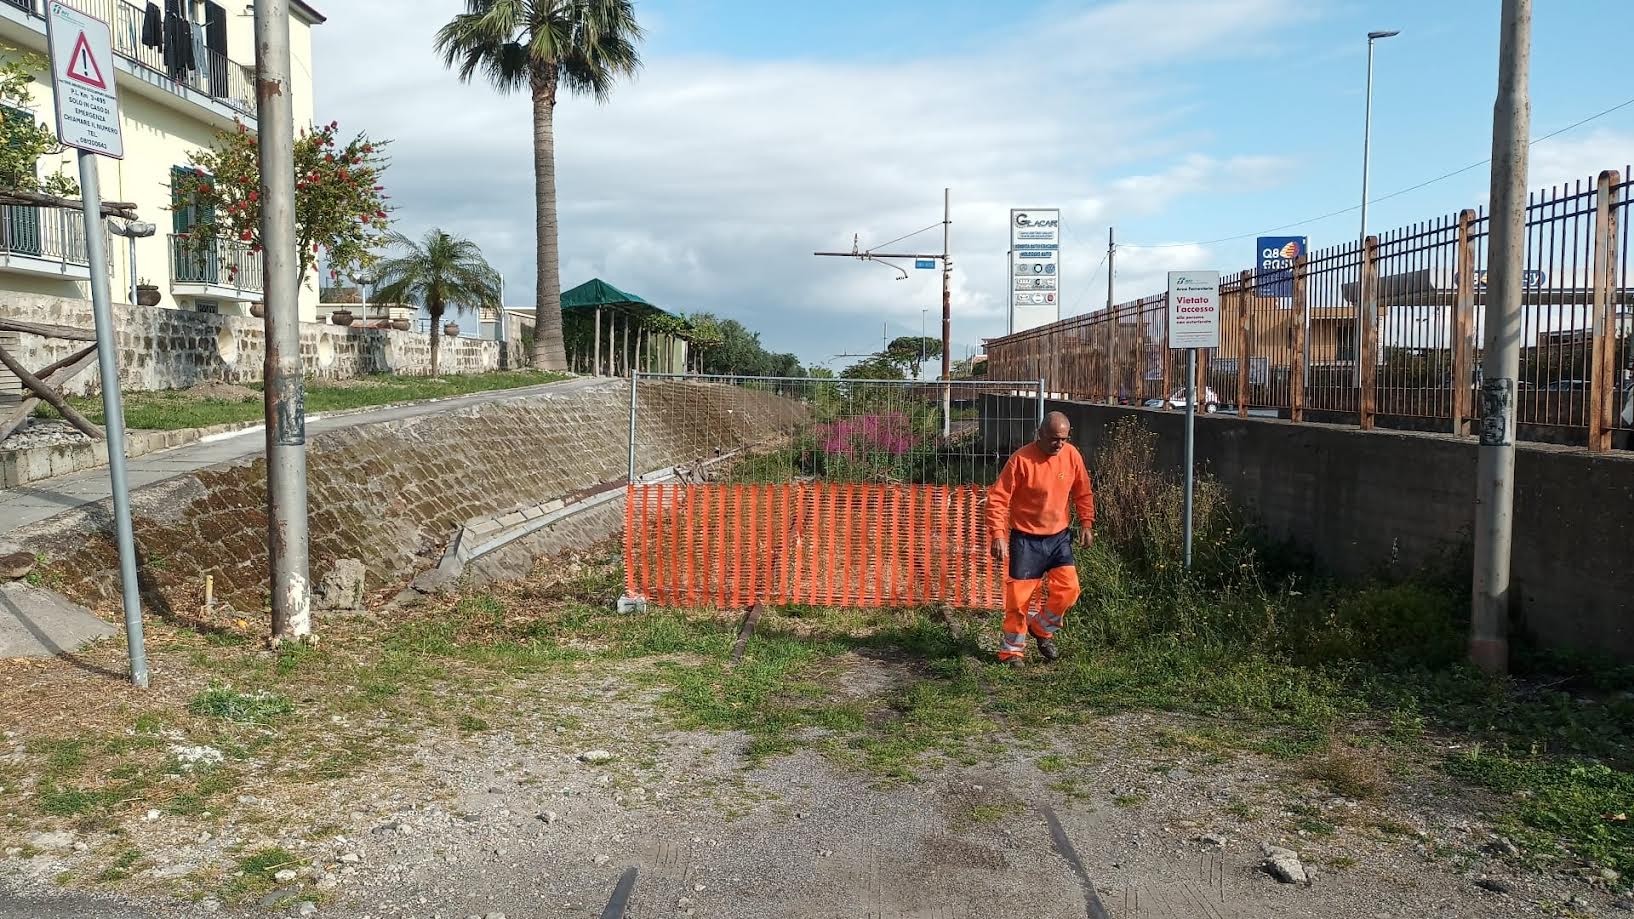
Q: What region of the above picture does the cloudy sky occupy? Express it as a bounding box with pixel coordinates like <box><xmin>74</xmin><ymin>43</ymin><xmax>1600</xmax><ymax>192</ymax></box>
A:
<box><xmin>313</xmin><ymin>0</ymin><xmax>1632</xmax><ymax>370</ymax></box>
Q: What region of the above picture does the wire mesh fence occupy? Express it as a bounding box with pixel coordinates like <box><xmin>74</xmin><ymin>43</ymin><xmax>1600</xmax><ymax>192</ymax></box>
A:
<box><xmin>624</xmin><ymin>374</ymin><xmax>1046</xmax><ymax>611</ymax></box>
<box><xmin>628</xmin><ymin>374</ymin><xmax>1046</xmax><ymax>487</ymax></box>
<box><xmin>987</xmin><ymin>165</ymin><xmax>1634</xmax><ymax>449</ymax></box>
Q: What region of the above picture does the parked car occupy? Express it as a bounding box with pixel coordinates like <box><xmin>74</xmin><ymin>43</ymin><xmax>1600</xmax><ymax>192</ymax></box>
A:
<box><xmin>1165</xmin><ymin>386</ymin><xmax>1221</xmax><ymax>413</ymax></box>
<box><xmin>1541</xmin><ymin>379</ymin><xmax>1589</xmax><ymax>392</ymax></box>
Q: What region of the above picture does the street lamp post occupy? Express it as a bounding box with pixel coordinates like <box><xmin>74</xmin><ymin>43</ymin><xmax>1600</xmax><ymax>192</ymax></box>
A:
<box><xmin>1358</xmin><ymin>28</ymin><xmax>1399</xmax><ymax>385</ymax></box>
<box><xmin>109</xmin><ymin>220</ymin><xmax>156</xmax><ymax>304</ymax></box>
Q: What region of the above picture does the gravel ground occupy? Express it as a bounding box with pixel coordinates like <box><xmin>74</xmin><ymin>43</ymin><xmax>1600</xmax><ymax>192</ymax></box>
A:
<box><xmin>4</xmin><ymin>650</ymin><xmax>1626</xmax><ymax>919</ymax></box>
<box><xmin>0</xmin><ymin>420</ymin><xmax>93</xmax><ymax>453</ymax></box>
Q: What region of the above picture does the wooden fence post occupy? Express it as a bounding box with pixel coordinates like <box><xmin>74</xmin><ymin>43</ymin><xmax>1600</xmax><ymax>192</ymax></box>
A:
<box><xmin>1290</xmin><ymin>255</ymin><xmax>1308</xmax><ymax>423</ymax></box>
<box><xmin>1589</xmin><ymin>170</ymin><xmax>1623</xmax><ymax>452</ymax></box>
<box><xmin>1360</xmin><ymin>235</ymin><xmax>1380</xmax><ymax>431</ymax></box>
<box><xmin>1452</xmin><ymin>209</ymin><xmax>1477</xmax><ymax>436</ymax></box>
<box><xmin>1237</xmin><ymin>273</ymin><xmax>1251</xmax><ymax>418</ymax></box>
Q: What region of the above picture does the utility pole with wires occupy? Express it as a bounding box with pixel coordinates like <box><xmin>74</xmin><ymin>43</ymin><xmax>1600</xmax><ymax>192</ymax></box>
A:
<box><xmin>1107</xmin><ymin>227</ymin><xmax>1117</xmax><ymax>404</ymax></box>
<box><xmin>815</xmin><ymin>188</ymin><xmax>954</xmax><ymax>436</ymax></box>
<box><xmin>1106</xmin><ymin>227</ymin><xmax>1115</xmax><ymax>313</ymax></box>
<box><xmin>1470</xmin><ymin>0</ymin><xmax>1530</xmax><ymax>675</ymax></box>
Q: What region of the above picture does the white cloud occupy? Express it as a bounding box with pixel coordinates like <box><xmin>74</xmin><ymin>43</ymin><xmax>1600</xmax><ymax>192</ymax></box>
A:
<box><xmin>1528</xmin><ymin>129</ymin><xmax>1634</xmax><ymax>190</ymax></box>
<box><xmin>314</xmin><ymin>0</ymin><xmax>1307</xmax><ymax>363</ymax></box>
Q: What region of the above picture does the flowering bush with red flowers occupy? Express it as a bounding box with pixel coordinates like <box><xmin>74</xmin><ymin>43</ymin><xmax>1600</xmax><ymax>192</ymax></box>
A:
<box><xmin>172</xmin><ymin>120</ymin><xmax>390</xmax><ymax>283</ymax></box>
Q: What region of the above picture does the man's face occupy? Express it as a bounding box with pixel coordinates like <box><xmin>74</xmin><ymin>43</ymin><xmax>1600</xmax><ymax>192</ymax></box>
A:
<box><xmin>1038</xmin><ymin>423</ymin><xmax>1070</xmax><ymax>456</ymax></box>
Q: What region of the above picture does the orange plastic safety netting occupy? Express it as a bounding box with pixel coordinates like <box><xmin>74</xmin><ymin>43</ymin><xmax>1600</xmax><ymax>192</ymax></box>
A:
<box><xmin>623</xmin><ymin>482</ymin><xmax>1004</xmax><ymax>610</ymax></box>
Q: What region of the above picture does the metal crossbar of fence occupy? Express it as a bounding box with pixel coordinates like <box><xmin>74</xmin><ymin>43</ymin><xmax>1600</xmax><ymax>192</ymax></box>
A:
<box><xmin>987</xmin><ymin>166</ymin><xmax>1634</xmax><ymax>450</ymax></box>
<box><xmin>623</xmin><ymin>374</ymin><xmax>1047</xmax><ymax>610</ymax></box>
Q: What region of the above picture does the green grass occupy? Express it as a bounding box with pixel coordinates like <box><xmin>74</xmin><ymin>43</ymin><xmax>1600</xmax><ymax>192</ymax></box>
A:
<box><xmin>187</xmin><ymin>687</ymin><xmax>293</xmax><ymax>725</ymax></box>
<box><xmin>1446</xmin><ymin>750</ymin><xmax>1634</xmax><ymax>879</ymax></box>
<box><xmin>40</xmin><ymin>370</ymin><xmax>566</xmax><ymax>431</ymax></box>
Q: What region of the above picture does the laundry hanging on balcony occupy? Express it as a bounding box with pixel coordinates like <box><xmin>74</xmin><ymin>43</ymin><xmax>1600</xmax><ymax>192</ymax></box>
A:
<box><xmin>141</xmin><ymin>3</ymin><xmax>163</xmax><ymax>51</ymax></box>
<box><xmin>163</xmin><ymin>0</ymin><xmax>195</xmax><ymax>80</ymax></box>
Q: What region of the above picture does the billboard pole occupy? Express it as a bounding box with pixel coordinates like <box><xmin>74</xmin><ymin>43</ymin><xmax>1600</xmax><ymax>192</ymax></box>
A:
<box><xmin>1168</xmin><ymin>270</ymin><xmax>1221</xmax><ymax>572</ymax></box>
<box><xmin>1184</xmin><ymin>346</ymin><xmax>1196</xmax><ymax>569</ymax></box>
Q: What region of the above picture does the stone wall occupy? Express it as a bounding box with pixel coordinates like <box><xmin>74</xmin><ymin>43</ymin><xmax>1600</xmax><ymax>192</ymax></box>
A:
<box><xmin>11</xmin><ymin>380</ymin><xmax>805</xmax><ymax>616</ymax></box>
<box><xmin>982</xmin><ymin>397</ymin><xmax>1634</xmax><ymax>662</ymax></box>
<box><xmin>1</xmin><ymin>293</ymin><xmax>523</xmax><ymax>396</ymax></box>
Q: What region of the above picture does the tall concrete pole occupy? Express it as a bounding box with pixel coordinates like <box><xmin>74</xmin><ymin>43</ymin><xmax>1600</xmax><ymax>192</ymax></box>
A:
<box><xmin>1471</xmin><ymin>0</ymin><xmax>1530</xmax><ymax>675</ymax></box>
<box><xmin>256</xmin><ymin>0</ymin><xmax>310</xmax><ymax>644</ymax></box>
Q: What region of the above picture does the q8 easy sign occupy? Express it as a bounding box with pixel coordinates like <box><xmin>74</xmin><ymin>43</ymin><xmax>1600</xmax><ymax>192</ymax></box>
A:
<box><xmin>1167</xmin><ymin>271</ymin><xmax>1220</xmax><ymax>349</ymax></box>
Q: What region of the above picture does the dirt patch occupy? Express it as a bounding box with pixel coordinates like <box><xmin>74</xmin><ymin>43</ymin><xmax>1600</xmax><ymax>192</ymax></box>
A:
<box><xmin>181</xmin><ymin>382</ymin><xmax>258</xmax><ymax>402</ymax></box>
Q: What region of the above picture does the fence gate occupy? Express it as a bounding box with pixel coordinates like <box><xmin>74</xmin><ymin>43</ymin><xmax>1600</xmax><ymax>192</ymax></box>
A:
<box><xmin>622</xmin><ymin>374</ymin><xmax>1045</xmax><ymax>611</ymax></box>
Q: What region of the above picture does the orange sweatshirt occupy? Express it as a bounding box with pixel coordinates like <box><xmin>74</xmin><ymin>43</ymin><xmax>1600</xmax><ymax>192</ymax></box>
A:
<box><xmin>986</xmin><ymin>442</ymin><xmax>1095</xmax><ymax>538</ymax></box>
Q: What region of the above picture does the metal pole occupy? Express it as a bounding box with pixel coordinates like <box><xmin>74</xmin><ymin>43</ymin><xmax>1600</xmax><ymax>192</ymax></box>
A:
<box><xmin>594</xmin><ymin>307</ymin><xmax>601</xmax><ymax>376</ymax></box>
<box><xmin>920</xmin><ymin>308</ymin><xmax>926</xmax><ymax>380</ymax></box>
<box><xmin>627</xmin><ymin>369</ymin><xmax>638</xmax><ymax>483</ymax></box>
<box><xmin>78</xmin><ymin>155</ymin><xmax>147</xmax><ymax>688</ymax></box>
<box><xmin>127</xmin><ymin>235</ymin><xmax>137</xmax><ymax>305</ymax></box>
<box><xmin>941</xmin><ymin>187</ymin><xmax>951</xmax><ymax>437</ymax></box>
<box><xmin>1183</xmin><ymin>347</ymin><xmax>1196</xmax><ymax>570</ymax></box>
<box><xmin>1471</xmin><ymin>0</ymin><xmax>1529</xmax><ymax>676</ymax></box>
<box><xmin>256</xmin><ymin>0</ymin><xmax>310</xmax><ymax>644</ymax></box>
<box><xmin>1106</xmin><ymin>227</ymin><xmax>1115</xmax><ymax>313</ymax></box>
<box><xmin>1107</xmin><ymin>226</ymin><xmax>1116</xmax><ymax>403</ymax></box>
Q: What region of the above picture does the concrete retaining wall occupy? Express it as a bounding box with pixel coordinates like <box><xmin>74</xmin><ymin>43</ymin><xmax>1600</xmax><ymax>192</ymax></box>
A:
<box><xmin>11</xmin><ymin>380</ymin><xmax>805</xmax><ymax>616</ymax></box>
<box><xmin>984</xmin><ymin>398</ymin><xmax>1634</xmax><ymax>662</ymax></box>
<box><xmin>1</xmin><ymin>294</ymin><xmax>524</xmax><ymax>396</ymax></box>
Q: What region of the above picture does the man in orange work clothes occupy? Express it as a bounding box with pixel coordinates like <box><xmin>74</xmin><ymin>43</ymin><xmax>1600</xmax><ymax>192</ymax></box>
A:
<box><xmin>986</xmin><ymin>411</ymin><xmax>1094</xmax><ymax>667</ymax></box>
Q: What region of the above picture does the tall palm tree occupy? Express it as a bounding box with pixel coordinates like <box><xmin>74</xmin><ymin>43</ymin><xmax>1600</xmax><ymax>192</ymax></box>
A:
<box><xmin>372</xmin><ymin>229</ymin><xmax>503</xmax><ymax>377</ymax></box>
<box><xmin>435</xmin><ymin>0</ymin><xmax>644</xmax><ymax>372</ymax></box>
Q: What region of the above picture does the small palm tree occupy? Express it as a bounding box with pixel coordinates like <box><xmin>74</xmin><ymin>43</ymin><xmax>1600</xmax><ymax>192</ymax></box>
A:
<box><xmin>435</xmin><ymin>0</ymin><xmax>644</xmax><ymax>372</ymax></box>
<box><xmin>372</xmin><ymin>229</ymin><xmax>502</xmax><ymax>377</ymax></box>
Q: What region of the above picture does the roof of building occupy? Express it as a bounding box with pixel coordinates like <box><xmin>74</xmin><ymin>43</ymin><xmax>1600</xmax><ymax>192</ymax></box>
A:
<box><xmin>292</xmin><ymin>1</ymin><xmax>326</xmax><ymax>24</ymax></box>
<box><xmin>560</xmin><ymin>278</ymin><xmax>675</xmax><ymax>319</ymax></box>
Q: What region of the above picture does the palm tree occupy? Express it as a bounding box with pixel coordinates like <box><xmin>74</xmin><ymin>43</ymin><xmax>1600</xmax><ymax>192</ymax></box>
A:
<box><xmin>435</xmin><ymin>0</ymin><xmax>644</xmax><ymax>372</ymax></box>
<box><xmin>372</xmin><ymin>229</ymin><xmax>503</xmax><ymax>377</ymax></box>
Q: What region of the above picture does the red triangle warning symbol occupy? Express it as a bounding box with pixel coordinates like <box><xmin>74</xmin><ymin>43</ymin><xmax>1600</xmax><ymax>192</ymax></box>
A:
<box><xmin>65</xmin><ymin>32</ymin><xmax>107</xmax><ymax>90</ymax></box>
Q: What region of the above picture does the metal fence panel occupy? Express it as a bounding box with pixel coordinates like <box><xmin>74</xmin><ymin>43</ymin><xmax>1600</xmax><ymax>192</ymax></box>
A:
<box><xmin>985</xmin><ymin>164</ymin><xmax>1634</xmax><ymax>450</ymax></box>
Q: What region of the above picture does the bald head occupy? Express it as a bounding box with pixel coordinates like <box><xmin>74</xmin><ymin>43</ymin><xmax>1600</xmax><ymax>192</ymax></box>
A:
<box><xmin>1036</xmin><ymin>412</ymin><xmax>1071</xmax><ymax>456</ymax></box>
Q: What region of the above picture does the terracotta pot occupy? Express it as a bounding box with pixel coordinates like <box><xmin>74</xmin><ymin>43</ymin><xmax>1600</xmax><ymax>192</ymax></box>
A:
<box><xmin>330</xmin><ymin>310</ymin><xmax>355</xmax><ymax>327</ymax></box>
<box><xmin>391</xmin><ymin>318</ymin><xmax>410</xmax><ymax>331</ymax></box>
<box><xmin>443</xmin><ymin>322</ymin><xmax>460</xmax><ymax>338</ymax></box>
<box><xmin>135</xmin><ymin>285</ymin><xmax>161</xmax><ymax>307</ymax></box>
<box><xmin>249</xmin><ymin>302</ymin><xmax>266</xmax><ymax>319</ymax></box>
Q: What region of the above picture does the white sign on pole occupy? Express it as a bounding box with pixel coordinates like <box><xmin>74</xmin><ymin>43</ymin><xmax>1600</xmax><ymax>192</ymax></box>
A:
<box><xmin>1167</xmin><ymin>270</ymin><xmax>1221</xmax><ymax>349</ymax></box>
<box><xmin>1009</xmin><ymin>209</ymin><xmax>1062</xmax><ymax>333</ymax></box>
<box><xmin>46</xmin><ymin>2</ymin><xmax>123</xmax><ymax>158</ymax></box>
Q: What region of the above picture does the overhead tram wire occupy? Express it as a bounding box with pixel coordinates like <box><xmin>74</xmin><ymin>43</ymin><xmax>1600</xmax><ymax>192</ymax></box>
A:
<box><xmin>1116</xmin><ymin>94</ymin><xmax>1634</xmax><ymax>251</ymax></box>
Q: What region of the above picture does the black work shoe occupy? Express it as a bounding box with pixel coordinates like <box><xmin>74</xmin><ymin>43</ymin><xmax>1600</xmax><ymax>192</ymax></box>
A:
<box><xmin>1036</xmin><ymin>638</ymin><xmax>1060</xmax><ymax>662</ymax></box>
<box><xmin>999</xmin><ymin>657</ymin><xmax>1025</xmax><ymax>669</ymax></box>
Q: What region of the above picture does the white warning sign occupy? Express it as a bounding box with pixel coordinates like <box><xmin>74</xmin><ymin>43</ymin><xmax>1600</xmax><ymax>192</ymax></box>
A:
<box><xmin>46</xmin><ymin>2</ymin><xmax>123</xmax><ymax>158</ymax></box>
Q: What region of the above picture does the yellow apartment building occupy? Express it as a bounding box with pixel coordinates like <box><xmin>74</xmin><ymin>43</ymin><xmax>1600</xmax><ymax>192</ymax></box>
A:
<box><xmin>0</xmin><ymin>0</ymin><xmax>323</xmax><ymax>320</ymax></box>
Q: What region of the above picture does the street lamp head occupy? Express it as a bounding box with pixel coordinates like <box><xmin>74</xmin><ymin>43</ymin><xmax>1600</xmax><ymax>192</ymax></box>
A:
<box><xmin>1368</xmin><ymin>29</ymin><xmax>1400</xmax><ymax>40</ymax></box>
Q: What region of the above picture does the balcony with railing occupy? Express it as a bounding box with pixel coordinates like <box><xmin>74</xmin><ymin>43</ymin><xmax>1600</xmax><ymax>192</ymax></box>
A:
<box><xmin>169</xmin><ymin>233</ymin><xmax>263</xmax><ymax>300</ymax></box>
<box><xmin>0</xmin><ymin>205</ymin><xmax>93</xmax><ymax>279</ymax></box>
<box><xmin>1</xmin><ymin>0</ymin><xmax>256</xmax><ymax>119</ymax></box>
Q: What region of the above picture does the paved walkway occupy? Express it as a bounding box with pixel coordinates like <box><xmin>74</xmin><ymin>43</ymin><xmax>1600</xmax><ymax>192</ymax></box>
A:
<box><xmin>0</xmin><ymin>378</ymin><xmax>606</xmax><ymax>537</ymax></box>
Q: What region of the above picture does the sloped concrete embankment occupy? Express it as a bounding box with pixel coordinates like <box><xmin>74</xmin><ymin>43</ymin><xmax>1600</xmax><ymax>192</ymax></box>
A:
<box><xmin>9</xmin><ymin>380</ymin><xmax>804</xmax><ymax>617</ymax></box>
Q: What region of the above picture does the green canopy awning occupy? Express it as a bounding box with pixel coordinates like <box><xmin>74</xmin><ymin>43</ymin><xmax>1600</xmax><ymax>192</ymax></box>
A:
<box><xmin>560</xmin><ymin>278</ymin><xmax>674</xmax><ymax>320</ymax></box>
